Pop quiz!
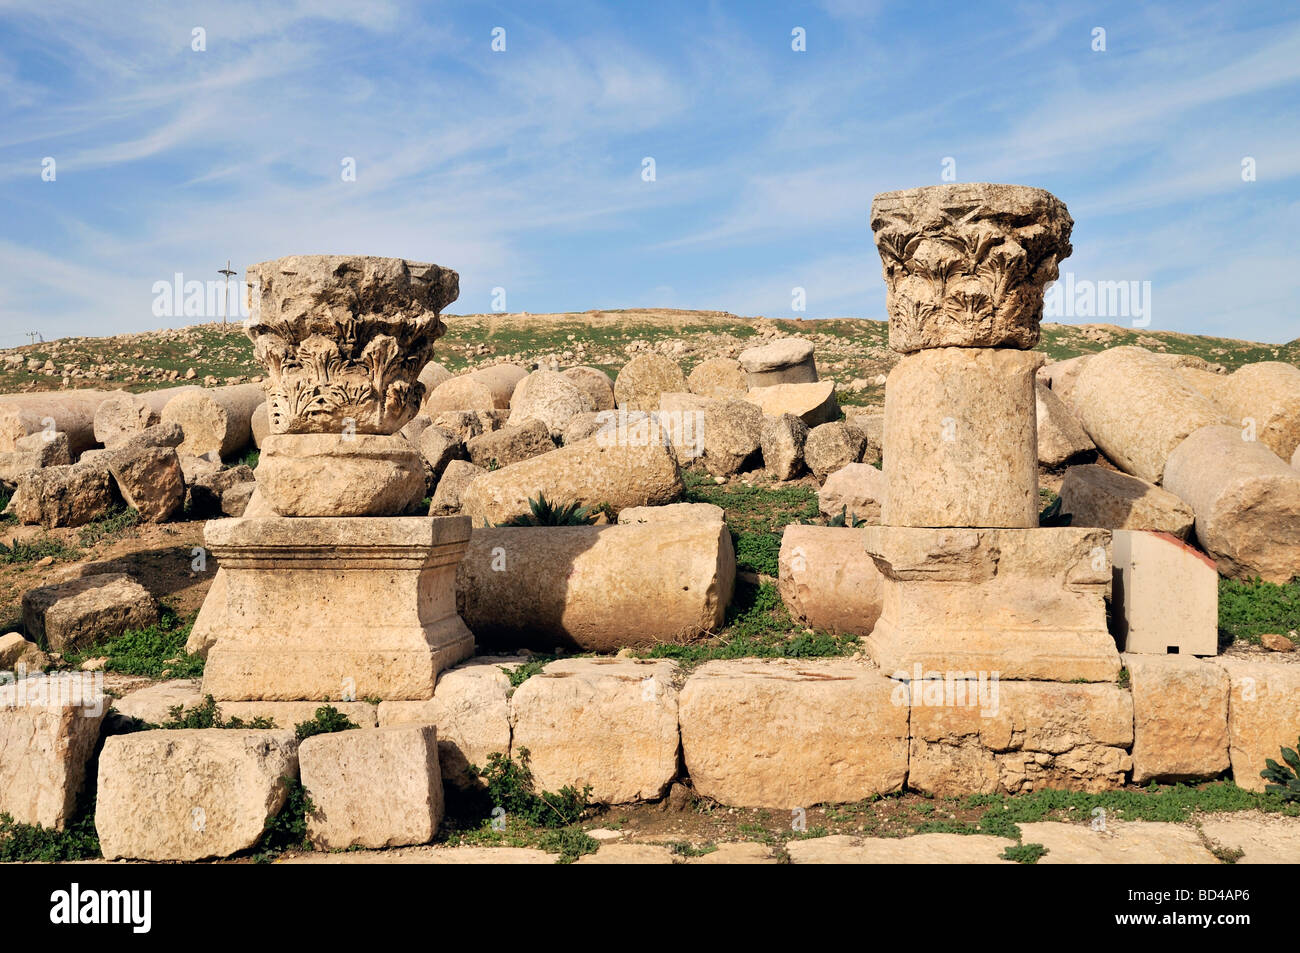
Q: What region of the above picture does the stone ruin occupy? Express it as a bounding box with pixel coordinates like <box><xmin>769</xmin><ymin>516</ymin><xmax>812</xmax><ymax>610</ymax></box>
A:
<box><xmin>3</xmin><ymin>189</ymin><xmax>1300</xmax><ymax>862</ymax></box>
<box><xmin>865</xmin><ymin>184</ymin><xmax>1119</xmax><ymax>683</ymax></box>
<box><xmin>202</xmin><ymin>256</ymin><xmax>474</xmax><ymax>704</ymax></box>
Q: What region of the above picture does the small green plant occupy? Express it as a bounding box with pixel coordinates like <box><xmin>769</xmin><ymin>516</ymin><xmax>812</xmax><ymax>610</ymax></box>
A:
<box><xmin>476</xmin><ymin>748</ymin><xmax>591</xmax><ymax>828</ymax></box>
<box><xmin>294</xmin><ymin>706</ymin><xmax>360</xmax><ymax>741</ymax></box>
<box><xmin>252</xmin><ymin>778</ymin><xmax>314</xmax><ymax>861</ymax></box>
<box><xmin>531</xmin><ymin>828</ymin><xmax>601</xmax><ymax>863</ymax></box>
<box><xmin>498</xmin><ymin>493</ymin><xmax>598</xmax><ymax>527</ymax></box>
<box><xmin>502</xmin><ymin>656</ymin><xmax>556</xmax><ymax>689</ymax></box>
<box><xmin>667</xmin><ymin>840</ymin><xmax>718</xmax><ymax>858</ymax></box>
<box><xmin>1001</xmin><ymin>842</ymin><xmax>1048</xmax><ymax>864</ymax></box>
<box><xmin>1117</xmin><ymin>667</ymin><xmax>1130</xmax><ymax>689</ymax></box>
<box><xmin>77</xmin><ymin>506</ymin><xmax>141</xmax><ymax>547</ymax></box>
<box><xmin>235</xmin><ymin>448</ymin><xmax>260</xmax><ymax>470</ymax></box>
<box><xmin>0</xmin><ymin>810</ymin><xmax>101</xmax><ymax>862</ymax></box>
<box><xmin>733</xmin><ymin>531</ymin><xmax>781</xmax><ymax>576</ymax></box>
<box><xmin>156</xmin><ymin>695</ymin><xmax>275</xmax><ymax>730</ymax></box>
<box><xmin>1261</xmin><ymin>736</ymin><xmax>1300</xmax><ymax>801</ymax></box>
<box><xmin>0</xmin><ymin>537</ymin><xmax>81</xmax><ymax>565</ymax></box>
<box><xmin>64</xmin><ymin>608</ymin><xmax>203</xmax><ymax>678</ymax></box>
<box><xmin>0</xmin><ymin>486</ymin><xmax>13</xmax><ymax>524</ymax></box>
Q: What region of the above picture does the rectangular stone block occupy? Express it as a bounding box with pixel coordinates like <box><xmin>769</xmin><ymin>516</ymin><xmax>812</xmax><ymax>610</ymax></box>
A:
<box><xmin>863</xmin><ymin>526</ymin><xmax>1121</xmax><ymax>681</ymax></box>
<box><xmin>299</xmin><ymin>725</ymin><xmax>443</xmax><ymax>850</ymax></box>
<box><xmin>1123</xmin><ymin>654</ymin><xmax>1228</xmax><ymax>783</ymax></box>
<box><xmin>908</xmin><ymin>681</ymin><xmax>1133</xmax><ymax>796</ymax></box>
<box><xmin>201</xmin><ymin>516</ymin><xmax>474</xmax><ymax>701</ymax></box>
<box><xmin>0</xmin><ymin>676</ymin><xmax>107</xmax><ymax>828</ymax></box>
<box><xmin>1216</xmin><ymin>658</ymin><xmax>1300</xmax><ymax>792</ymax></box>
<box><xmin>883</xmin><ymin>348</ymin><xmax>1042</xmax><ymax>527</ymax></box>
<box><xmin>378</xmin><ymin>656</ymin><xmax>520</xmax><ymax>789</ymax></box>
<box><xmin>96</xmin><ymin>729</ymin><xmax>299</xmax><ymax>861</ymax></box>
<box><xmin>509</xmin><ymin>659</ymin><xmax>680</xmax><ymax>804</ymax></box>
<box><xmin>679</xmin><ymin>659</ymin><xmax>908</xmax><ymax>808</ymax></box>
<box><xmin>1112</xmin><ymin>530</ymin><xmax>1218</xmax><ymax>656</ymax></box>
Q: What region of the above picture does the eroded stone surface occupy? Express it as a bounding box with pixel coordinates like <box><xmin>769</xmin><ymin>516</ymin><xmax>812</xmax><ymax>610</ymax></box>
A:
<box><xmin>679</xmin><ymin>659</ymin><xmax>907</xmax><ymax>808</ymax></box>
<box><xmin>1059</xmin><ymin>464</ymin><xmax>1194</xmax><ymax>539</ymax></box>
<box><xmin>1123</xmin><ymin>653</ymin><xmax>1228</xmax><ymax>783</ymax></box>
<box><xmin>870</xmin><ymin>183</ymin><xmax>1073</xmax><ymax>353</ymax></box>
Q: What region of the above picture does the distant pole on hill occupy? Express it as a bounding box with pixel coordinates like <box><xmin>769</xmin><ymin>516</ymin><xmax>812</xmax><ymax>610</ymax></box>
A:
<box><xmin>218</xmin><ymin>260</ymin><xmax>237</xmax><ymax>326</ymax></box>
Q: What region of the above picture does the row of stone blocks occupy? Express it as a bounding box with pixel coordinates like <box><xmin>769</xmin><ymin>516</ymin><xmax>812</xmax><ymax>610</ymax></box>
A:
<box><xmin>5</xmin><ymin>651</ymin><xmax>1298</xmax><ymax>860</ymax></box>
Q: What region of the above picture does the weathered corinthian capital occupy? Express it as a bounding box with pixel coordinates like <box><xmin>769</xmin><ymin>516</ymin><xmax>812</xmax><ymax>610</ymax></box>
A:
<box><xmin>869</xmin><ymin>184</ymin><xmax>1073</xmax><ymax>353</ymax></box>
<box><xmin>246</xmin><ymin>255</ymin><xmax>458</xmax><ymax>435</ymax></box>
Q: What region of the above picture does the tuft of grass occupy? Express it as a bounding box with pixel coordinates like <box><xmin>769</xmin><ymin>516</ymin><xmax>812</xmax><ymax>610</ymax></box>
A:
<box><xmin>733</xmin><ymin>531</ymin><xmax>781</xmax><ymax>577</ymax></box>
<box><xmin>668</xmin><ymin>840</ymin><xmax>719</xmax><ymax>857</ymax></box>
<box><xmin>0</xmin><ymin>536</ymin><xmax>82</xmax><ymax>565</ymax></box>
<box><xmin>155</xmin><ymin>695</ymin><xmax>275</xmax><ymax>730</ymax></box>
<box><xmin>77</xmin><ymin>506</ymin><xmax>141</xmax><ymax>547</ymax></box>
<box><xmin>64</xmin><ymin>607</ymin><xmax>203</xmax><ymax>679</ymax></box>
<box><xmin>439</xmin><ymin>748</ymin><xmax>597</xmax><ymax>863</ymax></box>
<box><xmin>639</xmin><ymin>581</ymin><xmax>858</xmax><ymax>665</ymax></box>
<box><xmin>0</xmin><ymin>809</ymin><xmax>101</xmax><ymax>862</ymax></box>
<box><xmin>1218</xmin><ymin>577</ymin><xmax>1300</xmax><ymax>646</ymax></box>
<box><xmin>1001</xmin><ymin>842</ymin><xmax>1048</xmax><ymax>864</ymax></box>
<box><xmin>498</xmin><ymin>493</ymin><xmax>598</xmax><ymax>527</ymax></box>
<box><xmin>294</xmin><ymin>706</ymin><xmax>359</xmax><ymax>741</ymax></box>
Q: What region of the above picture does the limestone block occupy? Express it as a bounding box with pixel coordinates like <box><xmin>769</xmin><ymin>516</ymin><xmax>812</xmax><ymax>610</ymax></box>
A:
<box><xmin>1214</xmin><ymin>362</ymin><xmax>1300</xmax><ymax>461</ymax></box>
<box><xmin>777</xmin><ymin>525</ymin><xmax>883</xmax><ymax>635</ymax></box>
<box><xmin>0</xmin><ymin>389</ymin><xmax>114</xmax><ymax>457</ymax></box>
<box><xmin>744</xmin><ymin>381</ymin><xmax>839</xmax><ymax>427</ymax></box>
<box><xmin>818</xmin><ymin>462</ymin><xmax>886</xmax><ymax>524</ymax></box>
<box><xmin>510</xmin><ymin>659</ymin><xmax>680</xmax><ymax>803</ymax></box>
<box><xmin>22</xmin><ymin>573</ymin><xmax>158</xmax><ymax>653</ymax></box>
<box><xmin>1216</xmin><ymin>658</ymin><xmax>1300</xmax><ymax>792</ymax></box>
<box><xmin>466</xmin><ymin>420</ymin><xmax>554</xmax><ymax>470</ymax></box>
<box><xmin>113</xmin><ymin>679</ymin><xmax>204</xmax><ymax>724</ymax></box>
<box><xmin>96</xmin><ymin>729</ymin><xmax>299</xmax><ymax>861</ymax></box>
<box><xmin>457</xmin><ymin>523</ymin><xmax>734</xmax><ymax>652</ymax></box>
<box><xmin>760</xmin><ymin>412</ymin><xmax>808</xmax><ymax>481</ymax></box>
<box><xmin>378</xmin><ymin>656</ymin><xmax>520</xmax><ymax>789</ymax></box>
<box><xmin>679</xmin><ymin>659</ymin><xmax>907</xmax><ymax>807</ymax></box>
<box><xmin>161</xmin><ymin>383</ymin><xmax>265</xmax><ymax>458</ymax></box>
<box><xmin>658</xmin><ymin>393</ymin><xmax>762</xmax><ymax>477</ymax></box>
<box><xmin>1059</xmin><ymin>464</ymin><xmax>1194</xmax><ymax>539</ymax></box>
<box><xmin>201</xmin><ymin>516</ymin><xmax>474</xmax><ymax>701</ymax></box>
<box><xmin>0</xmin><ymin>677</ymin><xmax>108</xmax><ymax>828</ymax></box>
<box><xmin>686</xmin><ymin>357</ymin><xmax>748</xmax><ymax>398</ymax></box>
<box><xmin>255</xmin><ymin>433</ymin><xmax>425</xmax><ymax>517</ymax></box>
<box><xmin>863</xmin><ymin>526</ymin><xmax>1120</xmax><ymax>682</ymax></box>
<box><xmin>1163</xmin><ymin>424</ymin><xmax>1300</xmax><ymax>582</ymax></box>
<box><xmin>300</xmin><ymin>725</ymin><xmax>443</xmax><ymax>849</ymax></box>
<box><xmin>617</xmin><ymin>502</ymin><xmax>724</xmax><ymax>525</ymax></box>
<box><xmin>429</xmin><ymin>460</ymin><xmax>485</xmax><ymax>516</ymax></box>
<box><xmin>7</xmin><ymin>461</ymin><xmax>116</xmax><ymax>528</ymax></box>
<box><xmin>1122</xmin><ymin>654</ymin><xmax>1229</xmax><ymax>783</ymax></box>
<box><xmin>107</xmin><ymin>444</ymin><xmax>184</xmax><ymax>522</ymax></box>
<box><xmin>1111</xmin><ymin>530</ymin><xmax>1218</xmax><ymax>656</ymax></box>
<box><xmin>804</xmin><ymin>421</ymin><xmax>867</xmax><ymax>482</ymax></box>
<box><xmin>1036</xmin><ymin>380</ymin><xmax>1095</xmax><ymax>467</ymax></box>
<box><xmin>1070</xmin><ymin>347</ymin><xmax>1228</xmax><ymax>484</ymax></box>
<box><xmin>459</xmin><ymin>421</ymin><xmax>684</xmax><ymax>525</ymax></box>
<box><xmin>883</xmin><ymin>347</ymin><xmax>1041</xmax><ymax>527</ymax></box>
<box><xmin>737</xmin><ymin>338</ymin><xmax>818</xmax><ymax>387</ymax></box>
<box><xmin>93</xmin><ymin>385</ymin><xmax>199</xmax><ymax>447</ymax></box>
<box><xmin>613</xmin><ymin>354</ymin><xmax>687</xmax><ymax>411</ymax></box>
<box><xmin>508</xmin><ymin>370</ymin><xmax>593</xmax><ymax>437</ymax></box>
<box><xmin>908</xmin><ymin>681</ymin><xmax>1132</xmax><ymax>796</ymax></box>
<box><xmin>562</xmin><ymin>366</ymin><xmax>616</xmax><ymax>411</ymax></box>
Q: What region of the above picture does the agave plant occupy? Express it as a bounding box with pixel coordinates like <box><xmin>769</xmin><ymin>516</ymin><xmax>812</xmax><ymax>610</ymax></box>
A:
<box><xmin>498</xmin><ymin>493</ymin><xmax>599</xmax><ymax>527</ymax></box>
<box><xmin>1038</xmin><ymin>496</ymin><xmax>1072</xmax><ymax>527</ymax></box>
<box><xmin>1261</xmin><ymin>737</ymin><xmax>1300</xmax><ymax>802</ymax></box>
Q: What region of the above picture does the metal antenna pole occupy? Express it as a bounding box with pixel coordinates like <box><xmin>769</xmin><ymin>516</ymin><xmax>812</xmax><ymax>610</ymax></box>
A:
<box><xmin>218</xmin><ymin>260</ymin><xmax>237</xmax><ymax>326</ymax></box>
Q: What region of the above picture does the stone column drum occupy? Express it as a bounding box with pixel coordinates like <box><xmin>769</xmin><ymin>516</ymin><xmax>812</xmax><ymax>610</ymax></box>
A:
<box><xmin>200</xmin><ymin>256</ymin><xmax>473</xmax><ymax>702</ymax></box>
<box><xmin>864</xmin><ymin>185</ymin><xmax>1121</xmax><ymax>686</ymax></box>
<box><xmin>871</xmin><ymin>183</ymin><xmax>1072</xmax><ymax>527</ymax></box>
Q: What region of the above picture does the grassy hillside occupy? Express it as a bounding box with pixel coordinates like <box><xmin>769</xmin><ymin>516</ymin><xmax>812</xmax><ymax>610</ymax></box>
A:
<box><xmin>1</xmin><ymin>309</ymin><xmax>1296</xmax><ymax>400</ymax></box>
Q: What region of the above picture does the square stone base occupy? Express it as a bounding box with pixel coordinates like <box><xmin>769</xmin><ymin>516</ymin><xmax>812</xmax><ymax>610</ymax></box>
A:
<box><xmin>862</xmin><ymin>526</ymin><xmax>1121</xmax><ymax>682</ymax></box>
<box><xmin>201</xmin><ymin>516</ymin><xmax>474</xmax><ymax>702</ymax></box>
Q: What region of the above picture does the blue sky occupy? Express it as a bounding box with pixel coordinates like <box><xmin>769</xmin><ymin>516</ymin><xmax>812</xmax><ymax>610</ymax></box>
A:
<box><xmin>1</xmin><ymin>0</ymin><xmax>1298</xmax><ymax>344</ymax></box>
